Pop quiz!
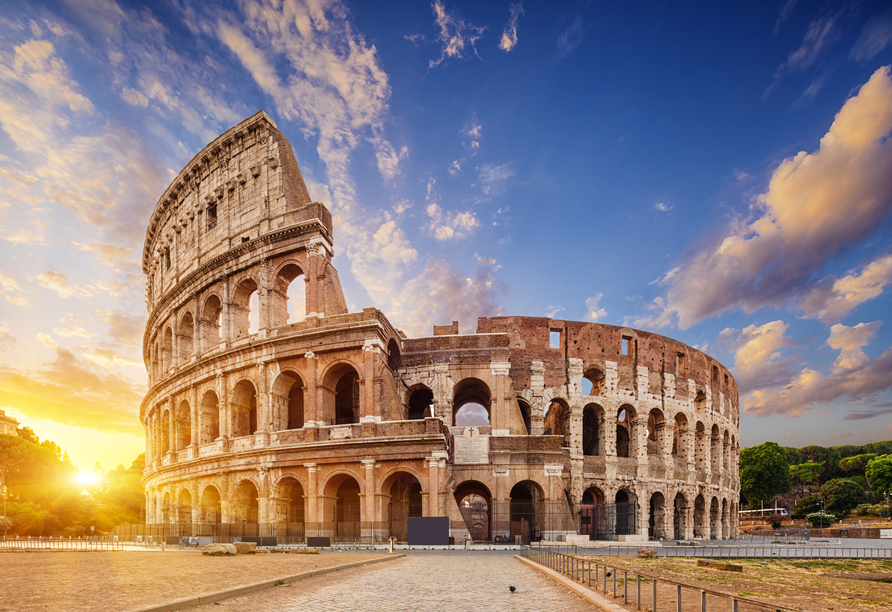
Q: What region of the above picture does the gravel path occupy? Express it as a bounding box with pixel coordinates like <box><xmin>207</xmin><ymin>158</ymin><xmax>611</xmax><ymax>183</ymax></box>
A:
<box><xmin>0</xmin><ymin>549</ymin><xmax>383</xmax><ymax>612</ymax></box>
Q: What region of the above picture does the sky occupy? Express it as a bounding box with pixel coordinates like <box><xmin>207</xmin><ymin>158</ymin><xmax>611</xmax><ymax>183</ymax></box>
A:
<box><xmin>1</xmin><ymin>0</ymin><xmax>892</xmax><ymax>472</ymax></box>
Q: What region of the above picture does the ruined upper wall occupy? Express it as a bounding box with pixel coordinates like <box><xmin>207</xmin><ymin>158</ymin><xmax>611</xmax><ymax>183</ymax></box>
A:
<box><xmin>476</xmin><ymin>316</ymin><xmax>738</xmax><ymax>402</ymax></box>
<box><xmin>141</xmin><ymin>111</ymin><xmax>328</xmax><ymax>308</ymax></box>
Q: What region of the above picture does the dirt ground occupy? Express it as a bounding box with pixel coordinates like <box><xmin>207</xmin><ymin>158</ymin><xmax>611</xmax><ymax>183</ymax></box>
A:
<box><xmin>576</xmin><ymin>554</ymin><xmax>892</xmax><ymax>611</ymax></box>
<box><xmin>0</xmin><ymin>548</ymin><xmax>386</xmax><ymax>612</ymax></box>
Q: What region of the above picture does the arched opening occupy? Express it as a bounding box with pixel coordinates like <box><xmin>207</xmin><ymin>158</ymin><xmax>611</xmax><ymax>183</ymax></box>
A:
<box><xmin>162</xmin><ymin>493</ymin><xmax>171</xmax><ymax>523</ymax></box>
<box><xmin>672</xmin><ymin>413</ymin><xmax>688</xmax><ymax>461</ymax></box>
<box><xmin>231</xmin><ymin>480</ymin><xmax>260</xmax><ymax>526</ymax></box>
<box><xmin>544</xmin><ymin>399</ymin><xmax>569</xmax><ymax>442</ymax></box>
<box><xmin>694</xmin><ymin>494</ymin><xmax>706</xmax><ymax>538</ymax></box>
<box><xmin>649</xmin><ymin>492</ymin><xmax>666</xmax><ymax>540</ymax></box>
<box><xmin>616</xmin><ymin>405</ymin><xmax>637</xmax><ymax>458</ymax></box>
<box><xmin>178</xmin><ymin>312</ymin><xmax>194</xmax><ymax>362</ymax></box>
<box><xmin>335</xmin><ymin>477</ymin><xmax>362</xmax><ymax>541</ymax></box>
<box><xmin>615</xmin><ymin>489</ymin><xmax>637</xmax><ymax>536</ymax></box>
<box><xmin>710</xmin><ymin>496</ymin><xmax>720</xmax><ymax>540</ymax></box>
<box><xmin>694</xmin><ymin>389</ymin><xmax>706</xmax><ymax>412</ymax></box>
<box><xmin>580</xmin><ymin>487</ymin><xmax>605</xmax><ymax>540</ymax></box>
<box><xmin>287</xmin><ymin>379</ymin><xmax>304</xmax><ymax>430</ymax></box>
<box><xmin>231</xmin><ymin>278</ymin><xmax>259</xmax><ymax>340</ymax></box>
<box><xmin>275</xmin><ymin>477</ymin><xmax>305</xmax><ymax>541</ymax></box>
<box><xmin>177</xmin><ymin>489</ymin><xmax>192</xmax><ymax>524</ymax></box>
<box><xmin>201</xmin><ymin>295</ymin><xmax>222</xmax><ymax>352</ymax></box>
<box><xmin>582</xmin><ymin>404</ymin><xmax>603</xmax><ymax>456</ymax></box>
<box><xmin>407</xmin><ymin>386</ymin><xmax>433</xmax><ymax>421</ymax></box>
<box><xmin>200</xmin><ymin>486</ymin><xmax>222</xmax><ymax>524</ymax></box>
<box><xmin>673</xmin><ymin>492</ymin><xmax>687</xmax><ymax>540</ymax></box>
<box><xmin>455</xmin><ymin>481</ymin><xmax>492</xmax><ymax>543</ymax></box>
<box><xmin>647</xmin><ymin>409</ymin><xmax>664</xmax><ymax>456</ymax></box>
<box><xmin>162</xmin><ymin>327</ymin><xmax>173</xmax><ymax>372</ymax></box>
<box><xmin>271</xmin><ymin>263</ymin><xmax>305</xmax><ymax>327</ymax></box>
<box><xmin>175</xmin><ymin>400</ymin><xmax>191</xmax><ymax>451</ymax></box>
<box><xmin>517</xmin><ymin>398</ymin><xmax>532</xmax><ymax>435</ymax></box>
<box><xmin>694</xmin><ymin>422</ymin><xmax>707</xmax><ymax>471</ymax></box>
<box><xmin>160</xmin><ymin>410</ymin><xmax>171</xmax><ymax>454</ymax></box>
<box><xmin>721</xmin><ymin>498</ymin><xmax>729</xmax><ymax>540</ymax></box>
<box><xmin>453</xmin><ymin>378</ymin><xmax>491</xmax><ymax>427</ymax></box>
<box><xmin>387</xmin><ymin>338</ymin><xmax>401</xmax><ymax>370</ymax></box>
<box><xmin>270</xmin><ymin>370</ymin><xmax>304</xmax><ymax>431</ymax></box>
<box><xmin>231</xmin><ymin>380</ymin><xmax>258</xmax><ymax>437</ymax></box>
<box><xmin>509</xmin><ymin>481</ymin><xmax>545</xmax><ymax>544</ymax></box>
<box><xmin>199</xmin><ymin>390</ymin><xmax>219</xmax><ymax>445</ymax></box>
<box><xmin>582</xmin><ymin>367</ymin><xmax>606</xmax><ymax>396</ymax></box>
<box><xmin>710</xmin><ymin>424</ymin><xmax>721</xmax><ymax>472</ymax></box>
<box><xmin>385</xmin><ymin>473</ymin><xmax>423</xmax><ymax>542</ymax></box>
<box><xmin>722</xmin><ymin>430</ymin><xmax>730</xmax><ymax>472</ymax></box>
<box><xmin>322</xmin><ymin>363</ymin><xmax>361</xmax><ymax>426</ymax></box>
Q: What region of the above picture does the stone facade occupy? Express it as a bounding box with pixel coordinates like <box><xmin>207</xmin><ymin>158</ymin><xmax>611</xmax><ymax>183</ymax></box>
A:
<box><xmin>0</xmin><ymin>409</ymin><xmax>19</xmax><ymax>436</ymax></box>
<box><xmin>140</xmin><ymin>111</ymin><xmax>739</xmax><ymax>543</ymax></box>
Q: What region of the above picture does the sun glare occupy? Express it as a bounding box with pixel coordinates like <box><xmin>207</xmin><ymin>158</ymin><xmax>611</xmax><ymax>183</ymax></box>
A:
<box><xmin>76</xmin><ymin>472</ymin><xmax>98</xmax><ymax>486</ymax></box>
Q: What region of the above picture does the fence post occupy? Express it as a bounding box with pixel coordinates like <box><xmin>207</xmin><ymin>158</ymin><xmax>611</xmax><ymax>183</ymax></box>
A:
<box><xmin>624</xmin><ymin>571</ymin><xmax>628</xmax><ymax>602</ymax></box>
<box><xmin>637</xmin><ymin>574</ymin><xmax>641</xmax><ymax>610</ymax></box>
<box><xmin>588</xmin><ymin>560</ymin><xmax>592</xmax><ymax>587</ymax></box>
<box><xmin>613</xmin><ymin>568</ymin><xmax>617</xmax><ymax>598</ymax></box>
<box><xmin>653</xmin><ymin>579</ymin><xmax>658</xmax><ymax>612</ymax></box>
<box><xmin>700</xmin><ymin>590</ymin><xmax>706</xmax><ymax>612</ymax></box>
<box><xmin>677</xmin><ymin>584</ymin><xmax>682</xmax><ymax>612</ymax></box>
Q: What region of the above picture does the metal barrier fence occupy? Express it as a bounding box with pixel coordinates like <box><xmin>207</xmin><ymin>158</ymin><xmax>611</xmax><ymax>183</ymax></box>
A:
<box><xmin>0</xmin><ymin>538</ymin><xmax>124</xmax><ymax>551</ymax></box>
<box><xmin>533</xmin><ymin>543</ymin><xmax>892</xmax><ymax>560</ymax></box>
<box><xmin>522</xmin><ymin>548</ymin><xmax>803</xmax><ymax>612</ymax></box>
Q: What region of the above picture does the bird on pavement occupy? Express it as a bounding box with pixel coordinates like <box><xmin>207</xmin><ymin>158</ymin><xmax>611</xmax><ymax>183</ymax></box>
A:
<box><xmin>509</xmin><ymin>586</ymin><xmax>516</xmax><ymax>593</ymax></box>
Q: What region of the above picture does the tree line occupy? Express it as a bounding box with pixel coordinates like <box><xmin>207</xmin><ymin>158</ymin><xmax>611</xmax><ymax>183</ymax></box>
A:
<box><xmin>1</xmin><ymin>428</ymin><xmax>144</xmax><ymax>537</ymax></box>
<box><xmin>740</xmin><ymin>439</ymin><xmax>892</xmax><ymax>521</ymax></box>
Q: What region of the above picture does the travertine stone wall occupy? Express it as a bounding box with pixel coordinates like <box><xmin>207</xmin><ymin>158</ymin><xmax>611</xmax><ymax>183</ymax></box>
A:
<box><xmin>141</xmin><ymin>113</ymin><xmax>739</xmax><ymax>543</ymax></box>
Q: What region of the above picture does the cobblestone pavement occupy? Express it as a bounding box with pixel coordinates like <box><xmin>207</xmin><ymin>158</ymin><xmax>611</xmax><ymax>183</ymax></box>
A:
<box><xmin>193</xmin><ymin>551</ymin><xmax>597</xmax><ymax>611</ymax></box>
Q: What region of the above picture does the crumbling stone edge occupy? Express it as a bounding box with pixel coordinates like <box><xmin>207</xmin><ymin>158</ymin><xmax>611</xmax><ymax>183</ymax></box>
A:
<box><xmin>129</xmin><ymin>554</ymin><xmax>406</xmax><ymax>612</ymax></box>
<box><xmin>514</xmin><ymin>555</ymin><xmax>627</xmax><ymax>612</ymax></box>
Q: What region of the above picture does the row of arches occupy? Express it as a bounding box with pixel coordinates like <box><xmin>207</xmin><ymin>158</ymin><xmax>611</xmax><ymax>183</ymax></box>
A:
<box><xmin>148</xmin><ymin>262</ymin><xmax>308</xmax><ymax>381</ymax></box>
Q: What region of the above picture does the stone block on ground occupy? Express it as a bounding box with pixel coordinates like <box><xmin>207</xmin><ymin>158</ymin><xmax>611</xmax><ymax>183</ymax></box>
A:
<box><xmin>202</xmin><ymin>543</ymin><xmax>237</xmax><ymax>556</ymax></box>
<box><xmin>234</xmin><ymin>542</ymin><xmax>257</xmax><ymax>554</ymax></box>
<box><xmin>697</xmin><ymin>559</ymin><xmax>742</xmax><ymax>572</ymax></box>
<box><xmin>638</xmin><ymin>548</ymin><xmax>658</xmax><ymax>558</ymax></box>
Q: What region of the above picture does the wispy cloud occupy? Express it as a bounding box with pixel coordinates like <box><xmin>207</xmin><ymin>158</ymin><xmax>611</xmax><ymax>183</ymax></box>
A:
<box><xmin>653</xmin><ymin>67</ymin><xmax>892</xmax><ymax>329</ymax></box>
<box><xmin>583</xmin><ymin>294</ymin><xmax>607</xmax><ymax>322</ymax></box>
<box><xmin>851</xmin><ymin>10</ymin><xmax>892</xmax><ymax>62</ymax></box>
<box><xmin>426</xmin><ymin>203</ymin><xmax>479</xmax><ymax>240</ymax></box>
<box><xmin>797</xmin><ymin>253</ymin><xmax>892</xmax><ymax>322</ymax></box>
<box><xmin>764</xmin><ymin>13</ymin><xmax>839</xmax><ymax>99</ymax></box>
<box><xmin>499</xmin><ymin>3</ymin><xmax>524</xmax><ymax>52</ymax></box>
<box><xmin>462</xmin><ymin>118</ymin><xmax>482</xmax><ymax>151</ymax></box>
<box><xmin>36</xmin><ymin>271</ymin><xmax>91</xmax><ymax>299</ymax></box>
<box><xmin>429</xmin><ymin>1</ymin><xmax>486</xmax><ymax>68</ymax></box>
<box><xmin>714</xmin><ymin>320</ymin><xmax>799</xmax><ymax>393</ymax></box>
<box><xmin>654</xmin><ymin>202</ymin><xmax>672</xmax><ymax>213</ymax></box>
<box><xmin>477</xmin><ymin>162</ymin><xmax>515</xmax><ymax>196</ymax></box>
<box><xmin>556</xmin><ymin>15</ymin><xmax>584</xmax><ymax>58</ymax></box>
<box><xmin>774</xmin><ymin>0</ymin><xmax>799</xmax><ymax>35</ymax></box>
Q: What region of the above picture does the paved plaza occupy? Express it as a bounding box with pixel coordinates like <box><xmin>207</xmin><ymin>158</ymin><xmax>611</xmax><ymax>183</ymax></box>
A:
<box><xmin>192</xmin><ymin>551</ymin><xmax>597</xmax><ymax>611</ymax></box>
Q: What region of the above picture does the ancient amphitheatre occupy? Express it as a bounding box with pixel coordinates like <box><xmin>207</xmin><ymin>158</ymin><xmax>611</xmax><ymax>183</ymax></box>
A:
<box><xmin>139</xmin><ymin>110</ymin><xmax>739</xmax><ymax>545</ymax></box>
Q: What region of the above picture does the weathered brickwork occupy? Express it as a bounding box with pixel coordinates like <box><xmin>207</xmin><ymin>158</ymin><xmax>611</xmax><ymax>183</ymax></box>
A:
<box><xmin>140</xmin><ymin>112</ymin><xmax>739</xmax><ymax>543</ymax></box>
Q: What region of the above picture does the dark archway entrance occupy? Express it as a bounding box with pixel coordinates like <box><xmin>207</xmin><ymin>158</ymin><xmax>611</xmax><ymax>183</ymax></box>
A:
<box><xmin>454</xmin><ymin>481</ymin><xmax>492</xmax><ymax>543</ymax></box>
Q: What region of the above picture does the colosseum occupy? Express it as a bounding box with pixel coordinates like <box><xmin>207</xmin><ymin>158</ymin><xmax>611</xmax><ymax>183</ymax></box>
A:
<box><xmin>139</xmin><ymin>111</ymin><xmax>740</xmax><ymax>545</ymax></box>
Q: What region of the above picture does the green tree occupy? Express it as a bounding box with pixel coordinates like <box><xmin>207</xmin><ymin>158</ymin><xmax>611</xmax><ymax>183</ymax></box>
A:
<box><xmin>793</xmin><ymin>495</ymin><xmax>821</xmax><ymax>518</ymax></box>
<box><xmin>789</xmin><ymin>461</ymin><xmax>824</xmax><ymax>486</ymax></box>
<box><xmin>866</xmin><ymin>455</ymin><xmax>892</xmax><ymax>493</ymax></box>
<box><xmin>740</xmin><ymin>442</ymin><xmax>792</xmax><ymax>508</ymax></box>
<box><xmin>820</xmin><ymin>478</ymin><xmax>868</xmax><ymax>517</ymax></box>
<box><xmin>839</xmin><ymin>453</ymin><xmax>878</xmax><ymax>488</ymax></box>
<box><xmin>15</xmin><ymin>426</ymin><xmax>39</xmax><ymax>444</ymax></box>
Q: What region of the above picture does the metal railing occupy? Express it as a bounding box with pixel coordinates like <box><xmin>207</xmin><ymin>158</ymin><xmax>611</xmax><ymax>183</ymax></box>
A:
<box><xmin>522</xmin><ymin>548</ymin><xmax>803</xmax><ymax>612</ymax></box>
<box><xmin>0</xmin><ymin>538</ymin><xmax>124</xmax><ymax>551</ymax></box>
<box><xmin>531</xmin><ymin>543</ymin><xmax>892</xmax><ymax>560</ymax></box>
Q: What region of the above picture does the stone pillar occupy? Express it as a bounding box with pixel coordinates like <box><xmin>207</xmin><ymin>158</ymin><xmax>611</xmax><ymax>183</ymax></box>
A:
<box><xmin>167</xmin><ymin>397</ymin><xmax>176</xmax><ymax>458</ymax></box>
<box><xmin>145</xmin><ymin>490</ymin><xmax>153</xmax><ymax>523</ymax></box>
<box><xmin>258</xmin><ymin>258</ymin><xmax>270</xmax><ymax>333</ymax></box>
<box><xmin>426</xmin><ymin>453</ymin><xmax>446</xmax><ymax>516</ymax></box>
<box><xmin>190</xmin><ymin>385</ymin><xmax>199</xmax><ymax>450</ymax></box>
<box><xmin>171</xmin><ymin>319</ymin><xmax>178</xmax><ymax>370</ymax></box>
<box><xmin>490</xmin><ymin>361</ymin><xmax>511</xmax><ymax>436</ymax></box>
<box><xmin>305</xmin><ymin>243</ymin><xmax>322</xmax><ymax>317</ymax></box>
<box><xmin>256</xmin><ymin>362</ymin><xmax>269</xmax><ymax>446</ymax></box>
<box><xmin>530</xmin><ymin>360</ymin><xmax>545</xmax><ymax>435</ymax></box>
<box><xmin>361</xmin><ymin>459</ymin><xmax>376</xmax><ymax>526</ymax></box>
<box><xmin>217</xmin><ymin>373</ymin><xmax>230</xmax><ymax>442</ymax></box>
<box><xmin>304</xmin><ymin>352</ymin><xmax>319</xmax><ymax>425</ymax></box>
<box><xmin>361</xmin><ymin>340</ymin><xmax>382</xmax><ymax>421</ymax></box>
<box><xmin>221</xmin><ymin>275</ymin><xmax>231</xmax><ymax>346</ymax></box>
<box><xmin>257</xmin><ymin>468</ymin><xmax>270</xmax><ymax>524</ymax></box>
<box><xmin>145</xmin><ymin>414</ymin><xmax>153</xmax><ymax>466</ymax></box>
<box><xmin>304</xmin><ymin>463</ymin><xmax>318</xmax><ymax>524</ymax></box>
<box><xmin>220</xmin><ymin>500</ymin><xmax>230</xmax><ymax>524</ymax></box>
<box><xmin>192</xmin><ymin>293</ymin><xmax>200</xmax><ymax>359</ymax></box>
<box><xmin>432</xmin><ymin>364</ymin><xmax>452</xmax><ymax>423</ymax></box>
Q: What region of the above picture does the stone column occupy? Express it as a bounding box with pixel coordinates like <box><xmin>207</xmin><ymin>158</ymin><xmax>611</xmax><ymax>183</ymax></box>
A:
<box><xmin>426</xmin><ymin>453</ymin><xmax>447</xmax><ymax>516</ymax></box>
<box><xmin>217</xmin><ymin>373</ymin><xmax>230</xmax><ymax>443</ymax></box>
<box><xmin>192</xmin><ymin>293</ymin><xmax>200</xmax><ymax>359</ymax></box>
<box><xmin>168</xmin><ymin>397</ymin><xmax>176</xmax><ymax>458</ymax></box>
<box><xmin>490</xmin><ymin>361</ymin><xmax>511</xmax><ymax>436</ymax></box>
<box><xmin>361</xmin><ymin>459</ymin><xmax>377</xmax><ymax>526</ymax></box>
<box><xmin>256</xmin><ymin>362</ymin><xmax>269</xmax><ymax>446</ymax></box>
<box><xmin>303</xmin><ymin>352</ymin><xmax>319</xmax><ymax>428</ymax></box>
<box><xmin>258</xmin><ymin>258</ymin><xmax>270</xmax><ymax>333</ymax></box>
<box><xmin>305</xmin><ymin>243</ymin><xmax>321</xmax><ymax>317</ymax></box>
<box><xmin>304</xmin><ymin>463</ymin><xmax>318</xmax><ymax>524</ymax></box>
<box><xmin>221</xmin><ymin>275</ymin><xmax>231</xmax><ymax>346</ymax></box>
<box><xmin>145</xmin><ymin>413</ymin><xmax>153</xmax><ymax>466</ymax></box>
<box><xmin>361</xmin><ymin>341</ymin><xmax>382</xmax><ymax>421</ymax></box>
<box><xmin>530</xmin><ymin>360</ymin><xmax>545</xmax><ymax>435</ymax></box>
<box><xmin>190</xmin><ymin>385</ymin><xmax>199</xmax><ymax>451</ymax></box>
<box><xmin>432</xmin><ymin>364</ymin><xmax>452</xmax><ymax>423</ymax></box>
<box><xmin>171</xmin><ymin>318</ymin><xmax>179</xmax><ymax>370</ymax></box>
<box><xmin>257</xmin><ymin>468</ymin><xmax>270</xmax><ymax>524</ymax></box>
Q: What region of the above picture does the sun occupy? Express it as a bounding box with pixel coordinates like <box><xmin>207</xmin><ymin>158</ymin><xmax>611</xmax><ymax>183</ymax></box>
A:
<box><xmin>76</xmin><ymin>472</ymin><xmax>98</xmax><ymax>486</ymax></box>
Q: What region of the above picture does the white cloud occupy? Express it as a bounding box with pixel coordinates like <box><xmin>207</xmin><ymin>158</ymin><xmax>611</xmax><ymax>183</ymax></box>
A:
<box><xmin>656</xmin><ymin>66</ymin><xmax>892</xmax><ymax>329</ymax></box>
<box><xmin>429</xmin><ymin>1</ymin><xmax>486</xmax><ymax>68</ymax></box>
<box><xmin>627</xmin><ymin>296</ymin><xmax>672</xmax><ymax>329</ymax></box>
<box><xmin>583</xmin><ymin>294</ymin><xmax>607</xmax><ymax>322</ymax></box>
<box><xmin>36</xmin><ymin>271</ymin><xmax>91</xmax><ymax>299</ymax></box>
<box><xmin>448</xmin><ymin>159</ymin><xmax>462</xmax><ymax>176</ymax></box>
<box><xmin>544</xmin><ymin>305</ymin><xmax>564</xmax><ymax>319</ymax></box>
<box><xmin>498</xmin><ymin>3</ymin><xmax>524</xmax><ymax>52</ymax></box>
<box><xmin>797</xmin><ymin>254</ymin><xmax>892</xmax><ymax>322</ymax></box>
<box><xmin>0</xmin><ymin>321</ymin><xmax>14</xmax><ymax>348</ymax></box>
<box><xmin>478</xmin><ymin>162</ymin><xmax>514</xmax><ymax>196</ymax></box>
<box><xmin>775</xmin><ymin>0</ymin><xmax>799</xmax><ymax>34</ymax></box>
<box><xmin>744</xmin><ymin>321</ymin><xmax>892</xmax><ymax>417</ymax></box>
<box><xmin>654</xmin><ymin>202</ymin><xmax>672</xmax><ymax>213</ymax></box>
<box><xmin>426</xmin><ymin>202</ymin><xmax>480</xmax><ymax>241</ymax></box>
<box><xmin>461</xmin><ymin>120</ymin><xmax>481</xmax><ymax>151</ymax></box>
<box><xmin>121</xmin><ymin>86</ymin><xmax>148</xmax><ymax>107</ymax></box>
<box><xmin>716</xmin><ymin>320</ymin><xmax>798</xmax><ymax>393</ymax></box>
<box><xmin>0</xmin><ymin>270</ymin><xmax>27</xmax><ymax>306</ymax></box>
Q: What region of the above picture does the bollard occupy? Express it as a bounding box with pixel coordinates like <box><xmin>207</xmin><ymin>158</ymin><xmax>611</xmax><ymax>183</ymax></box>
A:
<box><xmin>700</xmin><ymin>590</ymin><xmax>706</xmax><ymax>612</ymax></box>
<box><xmin>588</xmin><ymin>560</ymin><xmax>592</xmax><ymax>587</ymax></box>
<box><xmin>637</xmin><ymin>575</ymin><xmax>641</xmax><ymax>610</ymax></box>
<box><xmin>677</xmin><ymin>584</ymin><xmax>682</xmax><ymax>612</ymax></box>
<box><xmin>624</xmin><ymin>571</ymin><xmax>628</xmax><ymax>602</ymax></box>
<box><xmin>613</xmin><ymin>568</ymin><xmax>617</xmax><ymax>598</ymax></box>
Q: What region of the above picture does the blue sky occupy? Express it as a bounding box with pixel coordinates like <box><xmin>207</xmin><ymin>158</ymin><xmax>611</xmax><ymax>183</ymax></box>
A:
<box><xmin>1</xmin><ymin>0</ymin><xmax>891</xmax><ymax>471</ymax></box>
